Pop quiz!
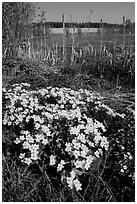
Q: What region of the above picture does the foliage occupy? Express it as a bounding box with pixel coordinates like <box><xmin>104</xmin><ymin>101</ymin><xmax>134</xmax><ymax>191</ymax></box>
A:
<box><xmin>2</xmin><ymin>2</ymin><xmax>35</xmax><ymax>58</ymax></box>
<box><xmin>2</xmin><ymin>83</ymin><xmax>134</xmax><ymax>201</ymax></box>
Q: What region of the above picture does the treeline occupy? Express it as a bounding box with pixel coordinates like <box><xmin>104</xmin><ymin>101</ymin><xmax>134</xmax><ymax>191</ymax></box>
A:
<box><xmin>35</xmin><ymin>21</ymin><xmax>135</xmax><ymax>30</ymax></box>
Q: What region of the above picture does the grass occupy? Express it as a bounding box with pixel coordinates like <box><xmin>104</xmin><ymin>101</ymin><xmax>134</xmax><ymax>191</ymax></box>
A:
<box><xmin>2</xmin><ymin>78</ymin><xmax>135</xmax><ymax>201</ymax></box>
<box><xmin>45</xmin><ymin>32</ymin><xmax>135</xmax><ymax>49</ymax></box>
<box><xmin>3</xmin><ymin>113</ymin><xmax>135</xmax><ymax>202</ymax></box>
<box><xmin>2</xmin><ymin>31</ymin><xmax>135</xmax><ymax>202</ymax></box>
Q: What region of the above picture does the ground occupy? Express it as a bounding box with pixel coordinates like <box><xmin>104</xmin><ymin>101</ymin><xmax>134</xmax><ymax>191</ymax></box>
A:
<box><xmin>2</xmin><ymin>32</ymin><xmax>135</xmax><ymax>202</ymax></box>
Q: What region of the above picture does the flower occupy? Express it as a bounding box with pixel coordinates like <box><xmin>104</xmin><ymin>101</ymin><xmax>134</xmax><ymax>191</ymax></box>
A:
<box><xmin>57</xmin><ymin>160</ymin><xmax>65</xmax><ymax>171</ymax></box>
<box><xmin>49</xmin><ymin>155</ymin><xmax>56</xmax><ymax>165</ymax></box>
<box><xmin>100</xmin><ymin>136</ymin><xmax>109</xmax><ymax>150</ymax></box>
<box><xmin>65</xmin><ymin>142</ymin><xmax>72</xmax><ymax>153</ymax></box>
<box><xmin>19</xmin><ymin>135</ymin><xmax>25</xmax><ymax>141</ymax></box>
<box><xmin>3</xmin><ymin>84</ymin><xmax>112</xmax><ymax>191</ymax></box>
<box><xmin>73</xmin><ymin>140</ymin><xmax>81</xmax><ymax>150</ymax></box>
<box><xmin>123</xmin><ymin>165</ymin><xmax>127</xmax><ymax>170</ymax></box>
<box><xmin>73</xmin><ymin>150</ymin><xmax>81</xmax><ymax>158</ymax></box>
<box><xmin>10</xmin><ymin>115</ymin><xmax>15</xmax><ymax>121</ymax></box>
<box><xmin>24</xmin><ymin>157</ymin><xmax>32</xmax><ymax>165</ymax></box>
<box><xmin>94</xmin><ymin>134</ymin><xmax>102</xmax><ymax>144</ymax></box>
<box><xmin>35</xmin><ymin>123</ymin><xmax>41</xmax><ymax>130</ymax></box>
<box><xmin>19</xmin><ymin>153</ymin><xmax>25</xmax><ymax>159</ymax></box>
<box><xmin>85</xmin><ymin>162</ymin><xmax>91</xmax><ymax>170</ymax></box>
<box><xmin>8</xmin><ymin>121</ymin><xmax>12</xmax><ymax>126</ymax></box>
<box><xmin>80</xmin><ymin>150</ymin><xmax>87</xmax><ymax>158</ymax></box>
<box><xmin>77</xmin><ymin>133</ymin><xmax>86</xmax><ymax>143</ymax></box>
<box><xmin>27</xmin><ymin>136</ymin><xmax>34</xmax><ymax>143</ymax></box>
<box><xmin>14</xmin><ymin>138</ymin><xmax>21</xmax><ymax>144</ymax></box>
<box><xmin>23</xmin><ymin>141</ymin><xmax>30</xmax><ymax>149</ymax></box>
<box><xmin>73</xmin><ymin>179</ymin><xmax>82</xmax><ymax>191</ymax></box>
<box><xmin>81</xmin><ymin>144</ymin><xmax>89</xmax><ymax>153</ymax></box>
<box><xmin>66</xmin><ymin>177</ymin><xmax>73</xmax><ymax>189</ymax></box>
<box><xmin>31</xmin><ymin>152</ymin><xmax>38</xmax><ymax>160</ymax></box>
<box><xmin>35</xmin><ymin>134</ymin><xmax>44</xmax><ymax>142</ymax></box>
<box><xmin>85</xmin><ymin>155</ymin><xmax>95</xmax><ymax>170</ymax></box>
<box><xmin>41</xmin><ymin>125</ymin><xmax>51</xmax><ymax>136</ymax></box>
<box><xmin>60</xmin><ymin>104</ymin><xmax>64</xmax><ymax>109</ymax></box>
<box><xmin>42</xmin><ymin>138</ymin><xmax>48</xmax><ymax>145</ymax></box>
<box><xmin>75</xmin><ymin>160</ymin><xmax>85</xmax><ymax>169</ymax></box>
<box><xmin>29</xmin><ymin>144</ymin><xmax>39</xmax><ymax>151</ymax></box>
<box><xmin>120</xmin><ymin>169</ymin><xmax>124</xmax><ymax>173</ymax></box>
<box><xmin>70</xmin><ymin>170</ymin><xmax>76</xmax><ymax>179</ymax></box>
<box><xmin>94</xmin><ymin>150</ymin><xmax>100</xmax><ymax>158</ymax></box>
<box><xmin>70</xmin><ymin>127</ymin><xmax>80</xmax><ymax>135</ymax></box>
<box><xmin>3</xmin><ymin>118</ymin><xmax>8</xmax><ymax>125</ymax></box>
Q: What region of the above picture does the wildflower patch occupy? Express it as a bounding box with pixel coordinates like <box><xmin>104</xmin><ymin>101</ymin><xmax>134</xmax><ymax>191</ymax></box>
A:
<box><xmin>2</xmin><ymin>83</ymin><xmax>134</xmax><ymax>192</ymax></box>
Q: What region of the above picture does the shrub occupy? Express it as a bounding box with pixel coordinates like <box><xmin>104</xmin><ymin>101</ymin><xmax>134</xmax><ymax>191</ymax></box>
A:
<box><xmin>2</xmin><ymin>83</ymin><xmax>134</xmax><ymax>201</ymax></box>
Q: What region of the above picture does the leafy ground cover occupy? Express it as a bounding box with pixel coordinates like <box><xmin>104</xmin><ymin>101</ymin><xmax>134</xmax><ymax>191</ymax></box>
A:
<box><xmin>2</xmin><ymin>77</ymin><xmax>135</xmax><ymax>201</ymax></box>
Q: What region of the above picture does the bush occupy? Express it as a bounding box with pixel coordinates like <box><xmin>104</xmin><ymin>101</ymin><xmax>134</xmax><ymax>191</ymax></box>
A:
<box><xmin>2</xmin><ymin>83</ymin><xmax>135</xmax><ymax>201</ymax></box>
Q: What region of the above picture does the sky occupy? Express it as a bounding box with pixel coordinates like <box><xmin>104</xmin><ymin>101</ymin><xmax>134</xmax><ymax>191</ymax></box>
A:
<box><xmin>35</xmin><ymin>2</ymin><xmax>135</xmax><ymax>24</ymax></box>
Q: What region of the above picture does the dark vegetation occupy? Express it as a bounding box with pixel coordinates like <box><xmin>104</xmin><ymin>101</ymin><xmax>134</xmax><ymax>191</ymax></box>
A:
<box><xmin>2</xmin><ymin>2</ymin><xmax>135</xmax><ymax>202</ymax></box>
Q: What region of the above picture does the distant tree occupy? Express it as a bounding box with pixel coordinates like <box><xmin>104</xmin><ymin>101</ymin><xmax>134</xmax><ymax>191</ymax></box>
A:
<box><xmin>125</xmin><ymin>19</ymin><xmax>134</xmax><ymax>33</ymax></box>
<box><xmin>39</xmin><ymin>10</ymin><xmax>47</xmax><ymax>23</ymax></box>
<box><xmin>2</xmin><ymin>2</ymin><xmax>35</xmax><ymax>58</ymax></box>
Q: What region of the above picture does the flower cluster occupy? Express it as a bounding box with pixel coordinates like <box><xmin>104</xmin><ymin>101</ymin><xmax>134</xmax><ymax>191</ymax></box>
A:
<box><xmin>3</xmin><ymin>83</ymin><xmax>122</xmax><ymax>191</ymax></box>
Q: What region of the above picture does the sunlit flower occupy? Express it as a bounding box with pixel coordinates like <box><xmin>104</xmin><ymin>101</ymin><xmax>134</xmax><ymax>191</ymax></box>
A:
<box><xmin>80</xmin><ymin>150</ymin><xmax>87</xmax><ymax>158</ymax></box>
<box><xmin>87</xmin><ymin>155</ymin><xmax>94</xmax><ymax>163</ymax></box>
<box><xmin>73</xmin><ymin>179</ymin><xmax>82</xmax><ymax>191</ymax></box>
<box><xmin>49</xmin><ymin>155</ymin><xmax>56</xmax><ymax>165</ymax></box>
<box><xmin>100</xmin><ymin>136</ymin><xmax>109</xmax><ymax>150</ymax></box>
<box><xmin>73</xmin><ymin>140</ymin><xmax>81</xmax><ymax>150</ymax></box>
<box><xmin>121</xmin><ymin>146</ymin><xmax>124</xmax><ymax>150</ymax></box>
<box><xmin>14</xmin><ymin>138</ymin><xmax>21</xmax><ymax>144</ymax></box>
<box><xmin>35</xmin><ymin>134</ymin><xmax>44</xmax><ymax>142</ymax></box>
<box><xmin>94</xmin><ymin>150</ymin><xmax>100</xmax><ymax>158</ymax></box>
<box><xmin>24</xmin><ymin>157</ymin><xmax>32</xmax><ymax>165</ymax></box>
<box><xmin>22</xmin><ymin>130</ymin><xmax>30</xmax><ymax>135</ymax></box>
<box><xmin>41</xmin><ymin>125</ymin><xmax>51</xmax><ymax>136</ymax></box>
<box><xmin>57</xmin><ymin>160</ymin><xmax>65</xmax><ymax>171</ymax></box>
<box><xmin>70</xmin><ymin>170</ymin><xmax>76</xmax><ymax>179</ymax></box>
<box><xmin>66</xmin><ymin>177</ymin><xmax>73</xmax><ymax>189</ymax></box>
<box><xmin>75</xmin><ymin>160</ymin><xmax>85</xmax><ymax>169</ymax></box>
<box><xmin>27</xmin><ymin>136</ymin><xmax>34</xmax><ymax>143</ymax></box>
<box><xmin>3</xmin><ymin>84</ymin><xmax>112</xmax><ymax>191</ymax></box>
<box><xmin>29</xmin><ymin>144</ymin><xmax>39</xmax><ymax>151</ymax></box>
<box><xmin>120</xmin><ymin>169</ymin><xmax>124</xmax><ymax>173</ymax></box>
<box><xmin>60</xmin><ymin>104</ymin><xmax>64</xmax><ymax>109</ymax></box>
<box><xmin>8</xmin><ymin>121</ymin><xmax>12</xmax><ymax>126</ymax></box>
<box><xmin>42</xmin><ymin>138</ymin><xmax>48</xmax><ymax>145</ymax></box>
<box><xmin>123</xmin><ymin>165</ymin><xmax>127</xmax><ymax>170</ymax></box>
<box><xmin>94</xmin><ymin>134</ymin><xmax>102</xmax><ymax>144</ymax></box>
<box><xmin>65</xmin><ymin>142</ymin><xmax>72</xmax><ymax>152</ymax></box>
<box><xmin>81</xmin><ymin>144</ymin><xmax>89</xmax><ymax>153</ymax></box>
<box><xmin>23</xmin><ymin>141</ymin><xmax>30</xmax><ymax>149</ymax></box>
<box><xmin>77</xmin><ymin>133</ymin><xmax>86</xmax><ymax>143</ymax></box>
<box><xmin>19</xmin><ymin>153</ymin><xmax>25</xmax><ymax>159</ymax></box>
<box><xmin>35</xmin><ymin>123</ymin><xmax>41</xmax><ymax>130</ymax></box>
<box><xmin>72</xmin><ymin>103</ymin><xmax>76</xmax><ymax>109</ymax></box>
<box><xmin>73</xmin><ymin>150</ymin><xmax>81</xmax><ymax>158</ymax></box>
<box><xmin>10</xmin><ymin>115</ymin><xmax>15</xmax><ymax>121</ymax></box>
<box><xmin>85</xmin><ymin>162</ymin><xmax>91</xmax><ymax>170</ymax></box>
<box><xmin>2</xmin><ymin>87</ymin><xmax>6</xmax><ymax>92</ymax></box>
<box><xmin>88</xmin><ymin>141</ymin><xmax>95</xmax><ymax>147</ymax></box>
<box><xmin>3</xmin><ymin>118</ymin><xmax>8</xmax><ymax>125</ymax></box>
<box><xmin>19</xmin><ymin>135</ymin><xmax>25</xmax><ymax>141</ymax></box>
<box><xmin>70</xmin><ymin>127</ymin><xmax>80</xmax><ymax>135</ymax></box>
<box><xmin>31</xmin><ymin>152</ymin><xmax>38</xmax><ymax>160</ymax></box>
